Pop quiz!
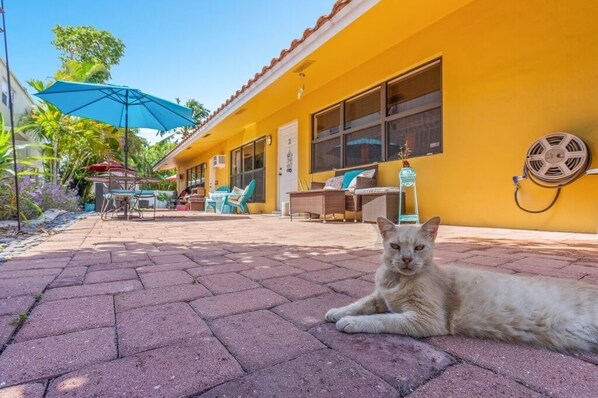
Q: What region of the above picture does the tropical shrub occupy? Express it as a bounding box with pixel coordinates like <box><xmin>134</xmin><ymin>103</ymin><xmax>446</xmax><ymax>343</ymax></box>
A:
<box><xmin>1</xmin><ymin>114</ymin><xmax>77</xmax><ymax>221</ymax></box>
<box><xmin>0</xmin><ymin>176</ymin><xmax>80</xmax><ymax>220</ymax></box>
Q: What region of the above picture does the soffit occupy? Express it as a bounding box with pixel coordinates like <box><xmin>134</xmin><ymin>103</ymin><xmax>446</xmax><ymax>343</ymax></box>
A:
<box><xmin>160</xmin><ymin>0</ymin><xmax>473</xmax><ymax>169</ymax></box>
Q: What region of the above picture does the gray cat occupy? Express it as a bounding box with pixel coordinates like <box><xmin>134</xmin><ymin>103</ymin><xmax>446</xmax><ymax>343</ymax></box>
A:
<box><xmin>325</xmin><ymin>217</ymin><xmax>598</xmax><ymax>352</ymax></box>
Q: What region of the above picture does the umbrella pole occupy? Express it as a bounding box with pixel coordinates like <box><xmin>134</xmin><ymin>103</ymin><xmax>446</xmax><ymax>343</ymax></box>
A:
<box><xmin>124</xmin><ymin>91</ymin><xmax>129</xmax><ymax>174</ymax></box>
<box><xmin>1</xmin><ymin>1</ymin><xmax>21</xmax><ymax>232</ymax></box>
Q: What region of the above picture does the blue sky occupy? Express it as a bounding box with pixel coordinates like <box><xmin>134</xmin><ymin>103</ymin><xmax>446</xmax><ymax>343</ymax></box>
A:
<box><xmin>5</xmin><ymin>0</ymin><xmax>336</xmax><ymax>142</ymax></box>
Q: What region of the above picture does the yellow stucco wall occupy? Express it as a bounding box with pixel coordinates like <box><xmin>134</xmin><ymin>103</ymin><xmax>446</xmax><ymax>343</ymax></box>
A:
<box><xmin>305</xmin><ymin>0</ymin><xmax>598</xmax><ymax>232</ymax></box>
<box><xmin>176</xmin><ymin>0</ymin><xmax>598</xmax><ymax>232</ymax></box>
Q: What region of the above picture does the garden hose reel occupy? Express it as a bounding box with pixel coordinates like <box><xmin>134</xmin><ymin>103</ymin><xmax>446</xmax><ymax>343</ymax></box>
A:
<box><xmin>513</xmin><ymin>132</ymin><xmax>590</xmax><ymax>213</ymax></box>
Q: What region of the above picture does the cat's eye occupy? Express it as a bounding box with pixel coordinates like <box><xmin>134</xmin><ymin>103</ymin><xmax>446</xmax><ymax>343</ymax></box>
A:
<box><xmin>414</xmin><ymin>245</ymin><xmax>425</xmax><ymax>251</ymax></box>
<box><xmin>390</xmin><ymin>243</ymin><xmax>400</xmax><ymax>250</ymax></box>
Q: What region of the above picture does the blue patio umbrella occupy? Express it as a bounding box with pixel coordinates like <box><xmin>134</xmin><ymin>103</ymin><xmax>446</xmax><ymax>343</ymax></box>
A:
<box><xmin>34</xmin><ymin>81</ymin><xmax>196</xmax><ymax>170</ymax></box>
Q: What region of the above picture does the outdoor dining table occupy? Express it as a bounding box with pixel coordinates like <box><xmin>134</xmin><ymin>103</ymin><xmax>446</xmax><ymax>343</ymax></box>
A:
<box><xmin>87</xmin><ymin>175</ymin><xmax>161</xmax><ymax>220</ymax></box>
<box><xmin>207</xmin><ymin>191</ymin><xmax>234</xmax><ymax>214</ymax></box>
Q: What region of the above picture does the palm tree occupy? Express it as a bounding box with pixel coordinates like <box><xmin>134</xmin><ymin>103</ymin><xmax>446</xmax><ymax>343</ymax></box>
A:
<box><xmin>157</xmin><ymin>98</ymin><xmax>209</xmax><ymax>141</ymax></box>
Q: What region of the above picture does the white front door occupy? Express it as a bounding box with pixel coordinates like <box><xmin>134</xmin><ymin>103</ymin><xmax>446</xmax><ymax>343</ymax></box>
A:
<box><xmin>277</xmin><ymin>120</ymin><xmax>298</xmax><ymax>210</ymax></box>
<box><xmin>208</xmin><ymin>164</ymin><xmax>215</xmax><ymax>193</ymax></box>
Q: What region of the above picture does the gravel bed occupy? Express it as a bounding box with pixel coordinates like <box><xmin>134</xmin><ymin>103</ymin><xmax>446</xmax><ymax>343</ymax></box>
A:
<box><xmin>0</xmin><ymin>211</ymin><xmax>91</xmax><ymax>262</ymax></box>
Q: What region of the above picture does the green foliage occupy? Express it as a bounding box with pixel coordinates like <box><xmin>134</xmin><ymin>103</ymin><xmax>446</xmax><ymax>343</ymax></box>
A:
<box><xmin>54</xmin><ymin>60</ymin><xmax>108</xmax><ymax>83</ymax></box>
<box><xmin>52</xmin><ymin>25</ymin><xmax>125</xmax><ymax>82</ymax></box>
<box><xmin>156</xmin><ymin>192</ymin><xmax>171</xmax><ymax>202</ymax></box>
<box><xmin>183</xmin><ymin>98</ymin><xmax>210</xmax><ymax>122</ymax></box>
<box><xmin>158</xmin><ymin>98</ymin><xmax>210</xmax><ymax>140</ymax></box>
<box><xmin>130</xmin><ymin>137</ymin><xmax>177</xmax><ymax>191</ymax></box>
<box><xmin>0</xmin><ymin>114</ymin><xmax>43</xmax><ymax>178</ymax></box>
<box><xmin>10</xmin><ymin>312</ymin><xmax>28</xmax><ymax>327</ymax></box>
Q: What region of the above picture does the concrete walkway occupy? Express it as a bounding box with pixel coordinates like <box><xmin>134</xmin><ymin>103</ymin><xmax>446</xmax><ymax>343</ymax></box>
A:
<box><xmin>0</xmin><ymin>212</ymin><xmax>596</xmax><ymax>397</ymax></box>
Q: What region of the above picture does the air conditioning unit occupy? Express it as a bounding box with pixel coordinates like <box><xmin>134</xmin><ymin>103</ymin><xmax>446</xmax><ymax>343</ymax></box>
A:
<box><xmin>211</xmin><ymin>155</ymin><xmax>226</xmax><ymax>168</ymax></box>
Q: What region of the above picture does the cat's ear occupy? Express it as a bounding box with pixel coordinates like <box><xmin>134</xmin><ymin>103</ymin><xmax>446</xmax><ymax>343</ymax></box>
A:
<box><xmin>376</xmin><ymin>217</ymin><xmax>395</xmax><ymax>238</ymax></box>
<box><xmin>420</xmin><ymin>216</ymin><xmax>441</xmax><ymax>241</ymax></box>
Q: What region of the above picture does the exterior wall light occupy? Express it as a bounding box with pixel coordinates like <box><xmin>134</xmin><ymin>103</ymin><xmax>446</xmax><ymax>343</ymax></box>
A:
<box><xmin>266</xmin><ymin>135</ymin><xmax>272</xmax><ymax>146</ymax></box>
<box><xmin>297</xmin><ymin>73</ymin><xmax>305</xmax><ymax>99</ymax></box>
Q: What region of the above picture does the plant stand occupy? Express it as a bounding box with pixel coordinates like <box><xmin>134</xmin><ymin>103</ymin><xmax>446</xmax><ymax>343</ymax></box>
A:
<box><xmin>398</xmin><ymin>167</ymin><xmax>419</xmax><ymax>224</ymax></box>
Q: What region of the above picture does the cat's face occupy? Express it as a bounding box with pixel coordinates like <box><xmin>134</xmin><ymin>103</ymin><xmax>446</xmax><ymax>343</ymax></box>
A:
<box><xmin>376</xmin><ymin>217</ymin><xmax>440</xmax><ymax>276</ymax></box>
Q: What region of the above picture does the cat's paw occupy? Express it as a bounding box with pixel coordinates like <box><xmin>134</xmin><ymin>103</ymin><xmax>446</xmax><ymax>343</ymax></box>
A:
<box><xmin>336</xmin><ymin>316</ymin><xmax>371</xmax><ymax>333</ymax></box>
<box><xmin>325</xmin><ymin>307</ymin><xmax>349</xmax><ymax>322</ymax></box>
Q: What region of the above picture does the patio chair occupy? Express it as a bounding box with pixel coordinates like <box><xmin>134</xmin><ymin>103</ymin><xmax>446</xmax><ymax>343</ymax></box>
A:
<box><xmin>223</xmin><ymin>180</ymin><xmax>255</xmax><ymax>214</ymax></box>
<box><xmin>130</xmin><ymin>189</ymin><xmax>156</xmax><ymax>220</ymax></box>
<box><xmin>205</xmin><ymin>186</ymin><xmax>231</xmax><ymax>213</ymax></box>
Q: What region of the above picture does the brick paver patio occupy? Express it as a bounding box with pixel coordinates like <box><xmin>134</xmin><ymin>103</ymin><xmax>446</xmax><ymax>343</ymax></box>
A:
<box><xmin>0</xmin><ymin>211</ymin><xmax>597</xmax><ymax>397</ymax></box>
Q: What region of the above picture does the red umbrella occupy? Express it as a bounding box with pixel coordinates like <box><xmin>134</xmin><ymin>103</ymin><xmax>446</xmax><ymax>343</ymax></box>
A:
<box><xmin>85</xmin><ymin>160</ymin><xmax>136</xmax><ymax>173</ymax></box>
<box><xmin>165</xmin><ymin>174</ymin><xmax>178</xmax><ymax>181</ymax></box>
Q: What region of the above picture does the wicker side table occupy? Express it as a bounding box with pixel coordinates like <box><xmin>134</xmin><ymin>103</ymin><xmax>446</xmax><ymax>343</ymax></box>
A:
<box><xmin>289</xmin><ymin>189</ymin><xmax>346</xmax><ymax>223</ymax></box>
<box><xmin>356</xmin><ymin>187</ymin><xmax>404</xmax><ymax>223</ymax></box>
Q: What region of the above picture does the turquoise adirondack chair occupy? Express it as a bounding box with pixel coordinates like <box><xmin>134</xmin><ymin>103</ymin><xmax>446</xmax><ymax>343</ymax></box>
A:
<box><xmin>223</xmin><ymin>180</ymin><xmax>255</xmax><ymax>214</ymax></box>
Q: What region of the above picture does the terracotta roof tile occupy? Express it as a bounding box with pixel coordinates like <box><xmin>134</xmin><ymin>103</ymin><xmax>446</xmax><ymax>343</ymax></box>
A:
<box><xmin>159</xmin><ymin>0</ymin><xmax>353</xmax><ymax>164</ymax></box>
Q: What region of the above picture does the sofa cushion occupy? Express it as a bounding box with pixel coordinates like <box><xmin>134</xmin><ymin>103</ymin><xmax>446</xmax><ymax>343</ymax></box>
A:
<box><xmin>341</xmin><ymin>169</ymin><xmax>363</xmax><ymax>189</ymax></box>
<box><xmin>324</xmin><ymin>176</ymin><xmax>344</xmax><ymax>190</ymax></box>
<box><xmin>229</xmin><ymin>186</ymin><xmax>244</xmax><ymax>201</ymax></box>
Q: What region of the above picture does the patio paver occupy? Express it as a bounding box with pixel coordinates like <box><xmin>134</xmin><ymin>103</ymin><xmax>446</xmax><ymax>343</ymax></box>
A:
<box><xmin>0</xmin><ymin>212</ymin><xmax>597</xmax><ymax>396</ymax></box>
<box><xmin>0</xmin><ymin>328</ymin><xmax>116</xmax><ymax>387</ymax></box>
<box><xmin>84</xmin><ymin>268</ymin><xmax>138</xmax><ymax>284</ymax></box>
<box><xmin>209</xmin><ymin>310</ymin><xmax>324</xmax><ymax>372</ymax></box>
<box><xmin>190</xmin><ymin>288</ymin><xmax>288</xmax><ymax>320</ymax></box>
<box><xmin>0</xmin><ymin>315</ymin><xmax>16</xmax><ymax>346</ymax></box>
<box><xmin>426</xmin><ymin>335</ymin><xmax>598</xmax><ymax>397</ymax></box>
<box><xmin>407</xmin><ymin>363</ymin><xmax>544</xmax><ymax>397</ymax></box>
<box><xmin>311</xmin><ymin>323</ymin><xmax>456</xmax><ymax>395</ymax></box>
<box><xmin>138</xmin><ymin>270</ymin><xmax>194</xmax><ymax>288</ymax></box>
<box><xmin>117</xmin><ymin>302</ymin><xmax>212</xmax><ymax>356</ymax></box>
<box><xmin>41</xmin><ymin>280</ymin><xmax>142</xmax><ymax>302</ymax></box>
<box><xmin>46</xmin><ymin>339</ymin><xmax>243</xmax><ymax>398</ymax></box>
<box><xmin>0</xmin><ymin>295</ymin><xmax>36</xmax><ymax>316</ymax></box>
<box><xmin>260</xmin><ymin>275</ymin><xmax>331</xmax><ymax>300</ymax></box>
<box><xmin>272</xmin><ymin>292</ymin><xmax>355</xmax><ymax>330</ymax></box>
<box><xmin>196</xmin><ymin>272</ymin><xmax>260</xmax><ymax>294</ymax></box>
<box><xmin>115</xmin><ymin>284</ymin><xmax>211</xmax><ymax>311</ymax></box>
<box><xmin>201</xmin><ymin>349</ymin><xmax>398</xmax><ymax>398</ymax></box>
<box><xmin>14</xmin><ymin>295</ymin><xmax>114</xmax><ymax>342</ymax></box>
<box><xmin>0</xmin><ymin>382</ymin><xmax>46</xmax><ymax>398</ymax></box>
<box><xmin>0</xmin><ymin>276</ymin><xmax>55</xmax><ymax>299</ymax></box>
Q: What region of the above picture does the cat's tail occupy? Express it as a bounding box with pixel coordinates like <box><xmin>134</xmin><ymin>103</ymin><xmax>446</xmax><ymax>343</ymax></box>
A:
<box><xmin>549</xmin><ymin>325</ymin><xmax>598</xmax><ymax>353</ymax></box>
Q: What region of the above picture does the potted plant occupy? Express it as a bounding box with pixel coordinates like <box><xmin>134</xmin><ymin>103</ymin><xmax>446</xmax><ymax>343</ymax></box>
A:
<box><xmin>83</xmin><ymin>190</ymin><xmax>95</xmax><ymax>212</ymax></box>
<box><xmin>398</xmin><ymin>143</ymin><xmax>416</xmax><ymax>186</ymax></box>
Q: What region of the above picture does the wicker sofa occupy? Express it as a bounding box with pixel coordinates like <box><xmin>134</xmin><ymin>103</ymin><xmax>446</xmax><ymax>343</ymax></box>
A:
<box><xmin>289</xmin><ymin>164</ymin><xmax>377</xmax><ymax>223</ymax></box>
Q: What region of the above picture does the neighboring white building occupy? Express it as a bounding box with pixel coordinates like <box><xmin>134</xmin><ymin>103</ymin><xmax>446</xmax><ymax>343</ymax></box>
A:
<box><xmin>0</xmin><ymin>57</ymin><xmax>39</xmax><ymax>163</ymax></box>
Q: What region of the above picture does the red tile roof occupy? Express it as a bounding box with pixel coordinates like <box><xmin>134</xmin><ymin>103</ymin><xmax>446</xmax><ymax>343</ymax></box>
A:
<box><xmin>159</xmin><ymin>0</ymin><xmax>353</xmax><ymax>164</ymax></box>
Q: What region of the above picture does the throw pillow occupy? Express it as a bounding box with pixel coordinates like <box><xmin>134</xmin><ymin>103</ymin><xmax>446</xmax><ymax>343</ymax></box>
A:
<box><xmin>341</xmin><ymin>169</ymin><xmax>363</xmax><ymax>189</ymax></box>
<box><xmin>348</xmin><ymin>168</ymin><xmax>377</xmax><ymax>189</ymax></box>
<box><xmin>228</xmin><ymin>186</ymin><xmax>244</xmax><ymax>201</ymax></box>
<box><xmin>359</xmin><ymin>169</ymin><xmax>376</xmax><ymax>179</ymax></box>
<box><xmin>323</xmin><ymin>176</ymin><xmax>343</xmax><ymax>190</ymax></box>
